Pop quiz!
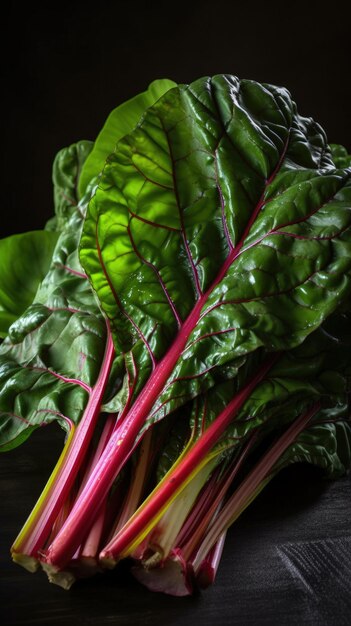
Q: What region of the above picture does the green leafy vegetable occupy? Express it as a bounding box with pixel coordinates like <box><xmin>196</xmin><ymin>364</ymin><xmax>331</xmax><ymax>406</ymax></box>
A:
<box><xmin>80</xmin><ymin>75</ymin><xmax>350</xmax><ymax>426</ymax></box>
<box><xmin>0</xmin><ymin>230</ymin><xmax>59</xmax><ymax>339</ymax></box>
<box><xmin>46</xmin><ymin>75</ymin><xmax>351</xmax><ymax>569</ymax></box>
<box><xmin>1</xmin><ymin>74</ymin><xmax>350</xmax><ymax>597</ymax></box>
<box><xmin>0</xmin><ymin>141</ymin><xmax>107</xmax><ymax>452</ymax></box>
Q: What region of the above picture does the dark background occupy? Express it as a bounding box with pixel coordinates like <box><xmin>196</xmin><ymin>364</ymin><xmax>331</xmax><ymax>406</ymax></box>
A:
<box><xmin>3</xmin><ymin>0</ymin><xmax>351</xmax><ymax>237</ymax></box>
<box><xmin>1</xmin><ymin>2</ymin><xmax>351</xmax><ymax>624</ymax></box>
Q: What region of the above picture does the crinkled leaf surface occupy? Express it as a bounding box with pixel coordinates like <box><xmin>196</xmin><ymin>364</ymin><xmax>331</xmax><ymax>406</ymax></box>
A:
<box><xmin>0</xmin><ymin>144</ymin><xmax>108</xmax><ymax>451</ymax></box>
<box><xmin>213</xmin><ymin>311</ymin><xmax>351</xmax><ymax>451</ymax></box>
<box><xmin>78</xmin><ymin>79</ymin><xmax>177</xmax><ymax>199</ymax></box>
<box><xmin>275</xmin><ymin>420</ymin><xmax>351</xmax><ymax>479</ymax></box>
<box><xmin>330</xmin><ymin>143</ymin><xmax>351</xmax><ymax>169</ymax></box>
<box><xmin>46</xmin><ymin>140</ymin><xmax>93</xmax><ymax>232</ymax></box>
<box><xmin>80</xmin><ymin>74</ymin><xmax>351</xmax><ymax>428</ymax></box>
<box><xmin>0</xmin><ymin>230</ymin><xmax>59</xmax><ymax>338</ymax></box>
<box><xmin>155</xmin><ymin>311</ymin><xmax>351</xmax><ymax>480</ymax></box>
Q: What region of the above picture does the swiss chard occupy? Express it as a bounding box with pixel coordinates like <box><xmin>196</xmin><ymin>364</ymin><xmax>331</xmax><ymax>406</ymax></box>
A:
<box><xmin>99</xmin><ymin>311</ymin><xmax>351</xmax><ymax>570</ymax></box>
<box><xmin>45</xmin><ymin>75</ymin><xmax>351</xmax><ymax>569</ymax></box>
<box><xmin>1</xmin><ymin>74</ymin><xmax>350</xmax><ymax>596</ymax></box>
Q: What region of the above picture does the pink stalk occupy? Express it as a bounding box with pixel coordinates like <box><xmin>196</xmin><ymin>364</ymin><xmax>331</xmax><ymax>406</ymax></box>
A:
<box><xmin>92</xmin><ymin>425</ymin><xmax>160</xmax><ymax>563</ymax></box>
<box><xmin>179</xmin><ymin>431</ymin><xmax>258</xmax><ymax>561</ymax></box>
<box><xmin>12</xmin><ymin>325</ymin><xmax>115</xmax><ymax>562</ymax></box>
<box><xmin>67</xmin><ymin>423</ymin><xmax>151</xmax><ymax>578</ymax></box>
<box><xmin>110</xmin><ymin>428</ymin><xmax>153</xmax><ymax>538</ymax></box>
<box><xmin>44</xmin><ymin>297</ymin><xmax>210</xmax><ymax>568</ymax></box>
<box><xmin>79</xmin><ymin>503</ymin><xmax>107</xmax><ymax>565</ymax></box>
<box><xmin>98</xmin><ymin>356</ymin><xmax>276</xmax><ymax>566</ymax></box>
<box><xmin>195</xmin><ymin>531</ymin><xmax>227</xmax><ymax>589</ymax></box>
<box><xmin>47</xmin><ymin>487</ymin><xmax>77</xmax><ymax>546</ymax></box>
<box><xmin>76</xmin><ymin>409</ymin><xmax>150</xmax><ymax>568</ymax></box>
<box><xmin>76</xmin><ymin>413</ymin><xmax>117</xmax><ymax>499</ymax></box>
<box><xmin>191</xmin><ymin>403</ymin><xmax>321</xmax><ymax>573</ymax></box>
<box><xmin>137</xmin><ymin>430</ymin><xmax>258</xmax><ymax>566</ymax></box>
<box><xmin>74</xmin><ymin>414</ymin><xmax>118</xmax><ymax>563</ymax></box>
<box><xmin>41</xmin><ymin>415</ymin><xmax>119</xmax><ymax>585</ymax></box>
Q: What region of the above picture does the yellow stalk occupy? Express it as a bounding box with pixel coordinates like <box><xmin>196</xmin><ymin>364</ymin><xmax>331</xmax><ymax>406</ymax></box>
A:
<box><xmin>11</xmin><ymin>424</ymin><xmax>76</xmax><ymax>568</ymax></box>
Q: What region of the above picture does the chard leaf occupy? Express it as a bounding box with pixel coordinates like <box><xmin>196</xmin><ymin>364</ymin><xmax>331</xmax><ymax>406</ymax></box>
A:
<box><xmin>155</xmin><ymin>311</ymin><xmax>351</xmax><ymax>481</ymax></box>
<box><xmin>0</xmin><ymin>231</ymin><xmax>59</xmax><ymax>339</ymax></box>
<box><xmin>0</xmin><ymin>188</ymin><xmax>107</xmax><ymax>451</ymax></box>
<box><xmin>47</xmin><ymin>140</ymin><xmax>94</xmax><ymax>232</ymax></box>
<box><xmin>215</xmin><ymin>311</ymin><xmax>350</xmax><ymax>446</ymax></box>
<box><xmin>274</xmin><ymin>420</ymin><xmax>351</xmax><ymax>479</ymax></box>
<box><xmin>330</xmin><ymin>143</ymin><xmax>351</xmax><ymax>168</ymax></box>
<box><xmin>78</xmin><ymin>79</ymin><xmax>177</xmax><ymax>199</ymax></box>
<box><xmin>80</xmin><ymin>74</ymin><xmax>351</xmax><ymax>428</ymax></box>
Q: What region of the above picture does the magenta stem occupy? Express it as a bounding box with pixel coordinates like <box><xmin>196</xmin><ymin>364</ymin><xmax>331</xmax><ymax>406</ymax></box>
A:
<box><xmin>76</xmin><ymin>415</ymin><xmax>118</xmax><ymax>560</ymax></box>
<box><xmin>99</xmin><ymin>356</ymin><xmax>276</xmax><ymax>564</ymax></box>
<box><xmin>179</xmin><ymin>431</ymin><xmax>258</xmax><ymax>560</ymax></box>
<box><xmin>15</xmin><ymin>325</ymin><xmax>115</xmax><ymax>558</ymax></box>
<box><xmin>191</xmin><ymin>403</ymin><xmax>321</xmax><ymax>572</ymax></box>
<box><xmin>195</xmin><ymin>530</ymin><xmax>227</xmax><ymax>589</ymax></box>
<box><xmin>76</xmin><ymin>413</ymin><xmax>117</xmax><ymax>499</ymax></box>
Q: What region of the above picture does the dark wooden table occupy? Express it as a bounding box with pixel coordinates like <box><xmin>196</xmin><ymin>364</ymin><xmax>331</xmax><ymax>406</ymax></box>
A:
<box><xmin>1</xmin><ymin>425</ymin><xmax>350</xmax><ymax>626</ymax></box>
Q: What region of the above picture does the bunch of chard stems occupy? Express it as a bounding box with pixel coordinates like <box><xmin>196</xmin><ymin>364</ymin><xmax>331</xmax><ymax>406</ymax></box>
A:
<box><xmin>12</xmin><ymin>211</ymin><xmax>324</xmax><ymax>593</ymax></box>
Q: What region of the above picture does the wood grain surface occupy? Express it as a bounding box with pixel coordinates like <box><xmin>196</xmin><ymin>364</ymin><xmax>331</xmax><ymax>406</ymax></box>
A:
<box><xmin>1</xmin><ymin>425</ymin><xmax>350</xmax><ymax>626</ymax></box>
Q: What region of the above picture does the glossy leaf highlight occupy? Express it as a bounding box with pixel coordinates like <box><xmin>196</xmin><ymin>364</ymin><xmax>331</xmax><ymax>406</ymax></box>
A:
<box><xmin>0</xmin><ymin>230</ymin><xmax>59</xmax><ymax>338</ymax></box>
<box><xmin>78</xmin><ymin>79</ymin><xmax>177</xmax><ymax>199</ymax></box>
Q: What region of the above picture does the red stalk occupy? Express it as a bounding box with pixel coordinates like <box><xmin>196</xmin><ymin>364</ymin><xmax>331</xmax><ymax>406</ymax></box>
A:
<box><xmin>79</xmin><ymin>503</ymin><xmax>107</xmax><ymax>564</ymax></box>
<box><xmin>191</xmin><ymin>403</ymin><xmax>321</xmax><ymax>572</ymax></box>
<box><xmin>78</xmin><ymin>414</ymin><xmax>118</xmax><ymax>562</ymax></box>
<box><xmin>76</xmin><ymin>413</ymin><xmax>117</xmax><ymax>499</ymax></box>
<box><xmin>46</xmin><ymin>487</ymin><xmax>77</xmax><ymax>547</ymax></box>
<box><xmin>44</xmin><ymin>299</ymin><xmax>205</xmax><ymax>568</ymax></box>
<box><xmin>179</xmin><ymin>432</ymin><xmax>258</xmax><ymax>561</ymax></box>
<box><xmin>109</xmin><ymin>428</ymin><xmax>153</xmax><ymax>538</ymax></box>
<box><xmin>12</xmin><ymin>325</ymin><xmax>115</xmax><ymax>561</ymax></box>
<box><xmin>41</xmin><ymin>415</ymin><xmax>119</xmax><ymax>585</ymax></box>
<box><xmin>137</xmin><ymin>430</ymin><xmax>258</xmax><ymax>566</ymax></box>
<box><xmin>195</xmin><ymin>531</ymin><xmax>227</xmax><ymax>589</ymax></box>
<box><xmin>99</xmin><ymin>355</ymin><xmax>276</xmax><ymax>565</ymax></box>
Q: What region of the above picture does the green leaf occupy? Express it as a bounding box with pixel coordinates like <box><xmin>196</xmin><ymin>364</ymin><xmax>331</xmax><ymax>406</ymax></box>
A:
<box><xmin>155</xmin><ymin>310</ymin><xmax>351</xmax><ymax>481</ymax></box>
<box><xmin>105</xmin><ymin>312</ymin><xmax>351</xmax><ymax>566</ymax></box>
<box><xmin>78</xmin><ymin>79</ymin><xmax>177</xmax><ymax>199</ymax></box>
<box><xmin>0</xmin><ymin>230</ymin><xmax>59</xmax><ymax>339</ymax></box>
<box><xmin>199</xmin><ymin>311</ymin><xmax>350</xmax><ymax>449</ymax></box>
<box><xmin>0</xmin><ymin>194</ymin><xmax>108</xmax><ymax>450</ymax></box>
<box><xmin>275</xmin><ymin>421</ymin><xmax>351</xmax><ymax>479</ymax></box>
<box><xmin>50</xmin><ymin>140</ymin><xmax>93</xmax><ymax>231</ymax></box>
<box><xmin>330</xmin><ymin>143</ymin><xmax>351</xmax><ymax>168</ymax></box>
<box><xmin>80</xmin><ymin>74</ymin><xmax>351</xmax><ymax>428</ymax></box>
